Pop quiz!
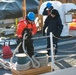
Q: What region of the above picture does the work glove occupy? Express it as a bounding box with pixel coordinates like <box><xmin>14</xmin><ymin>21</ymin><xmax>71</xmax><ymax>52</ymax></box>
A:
<box><xmin>24</xmin><ymin>29</ymin><xmax>32</xmax><ymax>38</ymax></box>
<box><xmin>27</xmin><ymin>32</ymin><xmax>32</xmax><ymax>37</ymax></box>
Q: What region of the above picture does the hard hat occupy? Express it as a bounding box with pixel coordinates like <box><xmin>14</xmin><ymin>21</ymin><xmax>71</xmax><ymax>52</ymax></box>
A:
<box><xmin>46</xmin><ymin>2</ymin><xmax>52</xmax><ymax>8</ymax></box>
<box><xmin>27</xmin><ymin>12</ymin><xmax>35</xmax><ymax>21</ymax></box>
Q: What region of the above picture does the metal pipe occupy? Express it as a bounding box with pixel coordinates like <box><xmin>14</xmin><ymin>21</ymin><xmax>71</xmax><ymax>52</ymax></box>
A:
<box><xmin>50</xmin><ymin>32</ymin><xmax>54</xmax><ymax>71</ymax></box>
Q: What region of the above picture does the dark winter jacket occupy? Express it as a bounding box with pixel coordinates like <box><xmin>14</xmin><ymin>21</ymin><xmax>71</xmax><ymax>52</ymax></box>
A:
<box><xmin>43</xmin><ymin>14</ymin><xmax>63</xmax><ymax>37</ymax></box>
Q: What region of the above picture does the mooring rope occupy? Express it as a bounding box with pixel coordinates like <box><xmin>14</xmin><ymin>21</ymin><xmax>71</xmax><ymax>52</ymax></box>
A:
<box><xmin>10</xmin><ymin>42</ymin><xmax>22</xmax><ymax>69</ymax></box>
<box><xmin>22</xmin><ymin>33</ymin><xmax>40</xmax><ymax>68</ymax></box>
<box><xmin>0</xmin><ymin>58</ymin><xmax>11</xmax><ymax>70</ymax></box>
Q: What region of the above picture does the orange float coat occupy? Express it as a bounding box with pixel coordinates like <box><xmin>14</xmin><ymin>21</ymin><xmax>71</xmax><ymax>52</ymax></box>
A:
<box><xmin>16</xmin><ymin>19</ymin><xmax>37</xmax><ymax>38</ymax></box>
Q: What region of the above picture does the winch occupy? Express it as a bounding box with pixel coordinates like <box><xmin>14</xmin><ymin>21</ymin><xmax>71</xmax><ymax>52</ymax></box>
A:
<box><xmin>32</xmin><ymin>50</ymin><xmax>48</xmax><ymax>67</ymax></box>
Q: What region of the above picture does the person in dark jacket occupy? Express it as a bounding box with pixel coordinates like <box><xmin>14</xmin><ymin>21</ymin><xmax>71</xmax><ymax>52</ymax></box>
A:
<box><xmin>16</xmin><ymin>12</ymin><xmax>37</xmax><ymax>57</ymax></box>
<box><xmin>43</xmin><ymin>2</ymin><xmax>53</xmax><ymax>15</ymax></box>
<box><xmin>43</xmin><ymin>9</ymin><xmax>63</xmax><ymax>55</ymax></box>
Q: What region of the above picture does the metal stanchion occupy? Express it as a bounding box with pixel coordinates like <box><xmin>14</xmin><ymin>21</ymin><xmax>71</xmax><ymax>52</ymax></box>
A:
<box><xmin>50</xmin><ymin>32</ymin><xmax>54</xmax><ymax>71</ymax></box>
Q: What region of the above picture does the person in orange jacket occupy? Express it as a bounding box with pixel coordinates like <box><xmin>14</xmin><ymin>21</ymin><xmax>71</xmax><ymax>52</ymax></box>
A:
<box><xmin>16</xmin><ymin>12</ymin><xmax>37</xmax><ymax>57</ymax></box>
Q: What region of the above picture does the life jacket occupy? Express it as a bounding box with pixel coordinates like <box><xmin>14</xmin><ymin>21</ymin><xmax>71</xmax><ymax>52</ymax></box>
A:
<box><xmin>16</xmin><ymin>20</ymin><xmax>37</xmax><ymax>38</ymax></box>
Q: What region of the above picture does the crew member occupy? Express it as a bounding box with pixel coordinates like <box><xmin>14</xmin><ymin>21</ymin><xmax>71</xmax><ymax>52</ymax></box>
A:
<box><xmin>16</xmin><ymin>12</ymin><xmax>37</xmax><ymax>57</ymax></box>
